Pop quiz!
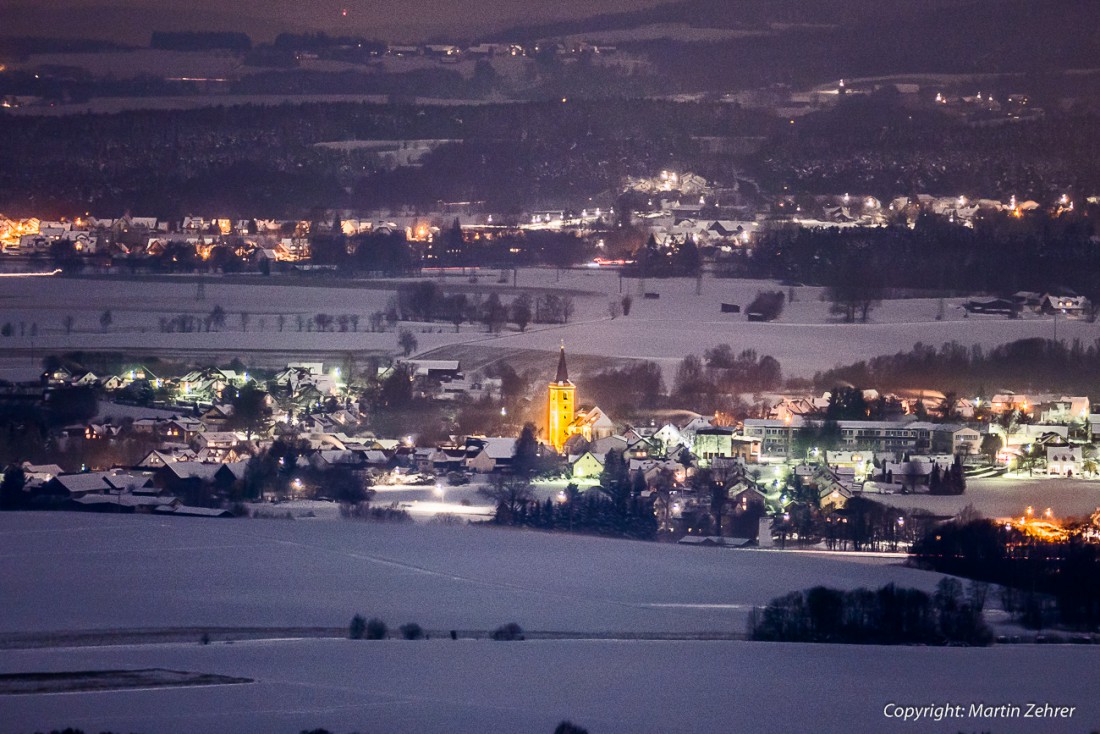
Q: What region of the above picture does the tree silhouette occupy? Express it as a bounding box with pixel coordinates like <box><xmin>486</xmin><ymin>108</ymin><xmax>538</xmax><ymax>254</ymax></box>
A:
<box><xmin>226</xmin><ymin>383</ymin><xmax>271</xmax><ymax>440</ymax></box>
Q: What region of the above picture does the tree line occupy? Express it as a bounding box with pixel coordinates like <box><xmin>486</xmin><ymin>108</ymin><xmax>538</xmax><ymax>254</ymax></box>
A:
<box><xmin>394</xmin><ymin>280</ymin><xmax>574</xmax><ymax>332</ymax></box>
<box><xmin>911</xmin><ymin>518</ymin><xmax>1100</xmax><ymax>632</ymax></box>
<box><xmin>814</xmin><ymin>337</ymin><xmax>1100</xmax><ymax>394</ymax></box>
<box><xmin>749</xmin><ymin>578</ymin><xmax>992</xmax><ymax>646</ymax></box>
<box><xmin>747</xmin><ymin>208</ymin><xmax>1100</xmax><ymax>297</ymax></box>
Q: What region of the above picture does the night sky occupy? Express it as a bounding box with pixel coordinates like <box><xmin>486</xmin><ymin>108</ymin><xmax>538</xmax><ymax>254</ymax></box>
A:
<box><xmin>0</xmin><ymin>0</ymin><xmax>677</xmax><ymax>43</ymax></box>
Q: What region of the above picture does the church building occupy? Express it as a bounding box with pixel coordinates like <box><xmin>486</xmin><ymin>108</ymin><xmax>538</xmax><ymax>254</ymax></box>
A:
<box><xmin>547</xmin><ymin>344</ymin><xmax>575</xmax><ymax>452</ymax></box>
<box><xmin>546</xmin><ymin>344</ymin><xmax>616</xmax><ymax>453</ymax></box>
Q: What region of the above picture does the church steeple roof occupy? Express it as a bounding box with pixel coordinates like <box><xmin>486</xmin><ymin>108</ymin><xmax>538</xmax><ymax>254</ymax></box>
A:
<box><xmin>555</xmin><ymin>342</ymin><xmax>569</xmax><ymax>383</ymax></box>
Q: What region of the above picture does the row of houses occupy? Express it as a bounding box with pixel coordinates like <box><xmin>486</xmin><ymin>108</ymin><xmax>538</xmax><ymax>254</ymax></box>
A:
<box><xmin>383</xmin><ymin>40</ymin><xmax>616</xmax><ymax>60</ymax></box>
<box><xmin>47</xmin><ymin>361</ymin><xmax>349</xmax><ymax>414</ymax></box>
<box><xmin>19</xmin><ymin>466</ymin><xmax>234</xmax><ymax>516</ymax></box>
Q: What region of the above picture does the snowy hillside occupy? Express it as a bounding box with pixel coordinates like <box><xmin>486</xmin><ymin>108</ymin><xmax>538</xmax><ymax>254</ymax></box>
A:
<box><xmin>0</xmin><ymin>513</ymin><xmax>944</xmax><ymax>635</ymax></box>
<box><xmin>0</xmin><ymin>269</ymin><xmax>1082</xmax><ymax>379</ymax></box>
<box><xmin>2</xmin><ymin>513</ymin><xmax>1096</xmax><ymax>734</ymax></box>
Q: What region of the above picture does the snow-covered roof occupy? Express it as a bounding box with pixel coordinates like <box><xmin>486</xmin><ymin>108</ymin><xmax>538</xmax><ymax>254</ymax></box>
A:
<box><xmin>162</xmin><ymin>462</ymin><xmax>225</xmax><ymax>481</ymax></box>
<box><xmin>479</xmin><ymin>438</ymin><xmax>517</xmax><ymax>460</ymax></box>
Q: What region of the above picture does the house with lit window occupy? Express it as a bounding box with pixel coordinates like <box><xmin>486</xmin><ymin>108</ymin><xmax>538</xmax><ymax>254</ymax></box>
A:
<box><xmin>570</xmin><ymin>451</ymin><xmax>605</xmax><ymax>480</ymax></box>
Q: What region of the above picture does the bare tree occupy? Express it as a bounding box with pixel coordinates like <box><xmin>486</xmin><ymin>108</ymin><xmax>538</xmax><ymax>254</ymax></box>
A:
<box><xmin>562</xmin><ymin>296</ymin><xmax>575</xmax><ymax>323</ymax></box>
<box><xmin>208</xmin><ymin>305</ymin><xmax>227</xmax><ymax>331</ymax></box>
<box><xmin>511</xmin><ymin>294</ymin><xmax>532</xmax><ymax>331</ymax></box>
<box><xmin>397</xmin><ymin>328</ymin><xmax>418</xmax><ymax>356</ymax></box>
<box><xmin>478</xmin><ymin>474</ymin><xmax>534</xmax><ymax>523</ymax></box>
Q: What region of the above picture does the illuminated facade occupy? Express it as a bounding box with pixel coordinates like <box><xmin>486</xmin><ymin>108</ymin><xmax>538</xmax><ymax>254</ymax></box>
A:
<box><xmin>547</xmin><ymin>344</ymin><xmax>575</xmax><ymax>453</ymax></box>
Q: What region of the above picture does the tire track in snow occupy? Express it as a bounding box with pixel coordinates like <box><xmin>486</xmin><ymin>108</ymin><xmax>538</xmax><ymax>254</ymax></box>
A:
<box><xmin>247</xmin><ymin>530</ymin><xmax>740</xmax><ymax>615</ymax></box>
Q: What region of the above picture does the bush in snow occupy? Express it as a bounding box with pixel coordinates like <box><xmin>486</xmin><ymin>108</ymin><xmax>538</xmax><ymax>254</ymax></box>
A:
<box><xmin>399</xmin><ymin>623</ymin><xmax>425</xmax><ymax>640</ymax></box>
<box><xmin>555</xmin><ymin>722</ymin><xmax>589</xmax><ymax>734</ymax></box>
<box><xmin>491</xmin><ymin>622</ymin><xmax>524</xmax><ymax>641</ymax></box>
<box><xmin>365</xmin><ymin>617</ymin><xmax>388</xmax><ymax>640</ymax></box>
<box><xmin>348</xmin><ymin>614</ymin><xmax>367</xmax><ymax>639</ymax></box>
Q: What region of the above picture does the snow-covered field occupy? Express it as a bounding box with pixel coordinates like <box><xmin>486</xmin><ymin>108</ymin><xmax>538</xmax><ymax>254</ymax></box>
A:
<box><xmin>0</xmin><ymin>269</ymin><xmax>1085</xmax><ymax>379</ymax></box>
<box><xmin>874</xmin><ymin>476</ymin><xmax>1100</xmax><ymax>521</ymax></box>
<box><xmin>4</xmin><ymin>637</ymin><xmax>1097</xmax><ymax>734</ymax></box>
<box><xmin>2</xmin><ymin>513</ymin><xmax>1096</xmax><ymax>733</ymax></box>
<box><xmin>0</xmin><ymin>512</ymin><xmax>944</xmax><ymax>636</ymax></box>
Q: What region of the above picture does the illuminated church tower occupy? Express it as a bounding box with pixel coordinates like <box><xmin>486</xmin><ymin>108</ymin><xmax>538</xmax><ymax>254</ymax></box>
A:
<box><xmin>547</xmin><ymin>343</ymin><xmax>576</xmax><ymax>453</ymax></box>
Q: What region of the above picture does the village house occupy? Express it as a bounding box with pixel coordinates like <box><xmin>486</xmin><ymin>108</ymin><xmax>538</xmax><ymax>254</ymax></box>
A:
<box><xmin>1039</xmin><ymin>396</ymin><xmax>1090</xmax><ymax>424</ymax></box>
<box><xmin>1046</xmin><ymin>446</ymin><xmax>1084</xmax><ymax>477</ymax></box>
<box><xmin>465</xmin><ymin>437</ymin><xmax>518</xmax><ymax>473</ymax></box>
<box><xmin>37</xmin><ymin>470</ymin><xmax>158</xmax><ymax>508</ymax></box>
<box><xmin>907</xmin><ymin>422</ymin><xmax>982</xmax><ymax>455</ymax></box>
<box><xmin>570</xmin><ymin>451</ymin><xmax>605</xmax><ymax>480</ymax></box>
<box><xmin>200</xmin><ymin>405</ymin><xmax>234</xmax><ymax>428</ymax></box>
<box><xmin>309</xmin><ymin>450</ymin><xmax>367</xmax><ymax>472</ymax></box>
<box><xmin>693</xmin><ymin>427</ymin><xmax>759</xmax><ymax>465</ymax></box>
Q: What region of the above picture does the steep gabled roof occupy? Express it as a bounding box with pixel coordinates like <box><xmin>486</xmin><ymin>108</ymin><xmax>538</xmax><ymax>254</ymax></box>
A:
<box><xmin>555</xmin><ymin>344</ymin><xmax>570</xmax><ymax>384</ymax></box>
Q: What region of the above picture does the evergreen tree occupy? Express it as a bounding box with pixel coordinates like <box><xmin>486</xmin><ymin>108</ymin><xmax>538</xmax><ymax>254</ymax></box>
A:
<box><xmin>0</xmin><ymin>465</ymin><xmax>27</xmax><ymax>510</ymax></box>
<box><xmin>598</xmin><ymin>449</ymin><xmax>631</xmax><ymax>513</ymax></box>
<box><xmin>675</xmin><ymin>236</ymin><xmax>701</xmax><ymax>276</ymax></box>
<box><xmin>225</xmin><ymin>383</ymin><xmax>271</xmax><ymax>440</ymax></box>
<box><xmin>512</xmin><ymin>423</ymin><xmax>540</xmax><ymax>479</ymax></box>
<box><xmin>929</xmin><ymin>464</ymin><xmax>942</xmax><ymax>494</ymax></box>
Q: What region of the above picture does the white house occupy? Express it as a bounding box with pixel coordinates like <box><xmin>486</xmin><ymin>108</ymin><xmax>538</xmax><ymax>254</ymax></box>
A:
<box><xmin>1046</xmin><ymin>446</ymin><xmax>1083</xmax><ymax>477</ymax></box>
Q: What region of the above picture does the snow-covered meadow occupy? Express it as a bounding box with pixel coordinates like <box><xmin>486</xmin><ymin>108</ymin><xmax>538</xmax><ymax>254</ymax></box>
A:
<box><xmin>0</xmin><ymin>269</ymin><xmax>1088</xmax><ymax>380</ymax></box>
<box><xmin>875</xmin><ymin>476</ymin><xmax>1100</xmax><ymax>520</ymax></box>
<box><xmin>4</xmin><ymin>637</ymin><xmax>1097</xmax><ymax>734</ymax></box>
<box><xmin>0</xmin><ymin>512</ymin><xmax>943</xmax><ymax>636</ymax></box>
<box><xmin>2</xmin><ymin>513</ymin><xmax>1097</xmax><ymax>733</ymax></box>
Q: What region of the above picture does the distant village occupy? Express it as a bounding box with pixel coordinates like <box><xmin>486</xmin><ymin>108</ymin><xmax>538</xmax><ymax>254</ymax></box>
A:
<box><xmin>3</xmin><ymin>336</ymin><xmax>1099</xmax><ymax>551</ymax></box>
<box><xmin>2</xmin><ymin>173</ymin><xmax>1097</xmax><ymax>272</ymax></box>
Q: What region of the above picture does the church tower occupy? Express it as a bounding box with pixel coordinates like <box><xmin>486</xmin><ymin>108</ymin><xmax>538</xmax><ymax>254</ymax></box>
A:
<box><xmin>547</xmin><ymin>343</ymin><xmax>576</xmax><ymax>453</ymax></box>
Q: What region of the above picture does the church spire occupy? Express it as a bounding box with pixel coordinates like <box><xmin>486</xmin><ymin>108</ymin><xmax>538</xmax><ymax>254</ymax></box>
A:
<box><xmin>555</xmin><ymin>341</ymin><xmax>569</xmax><ymax>383</ymax></box>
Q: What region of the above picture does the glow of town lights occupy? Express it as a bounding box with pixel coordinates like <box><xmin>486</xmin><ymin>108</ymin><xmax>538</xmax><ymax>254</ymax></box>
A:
<box><xmin>0</xmin><ymin>269</ymin><xmax>62</xmax><ymax>278</ymax></box>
